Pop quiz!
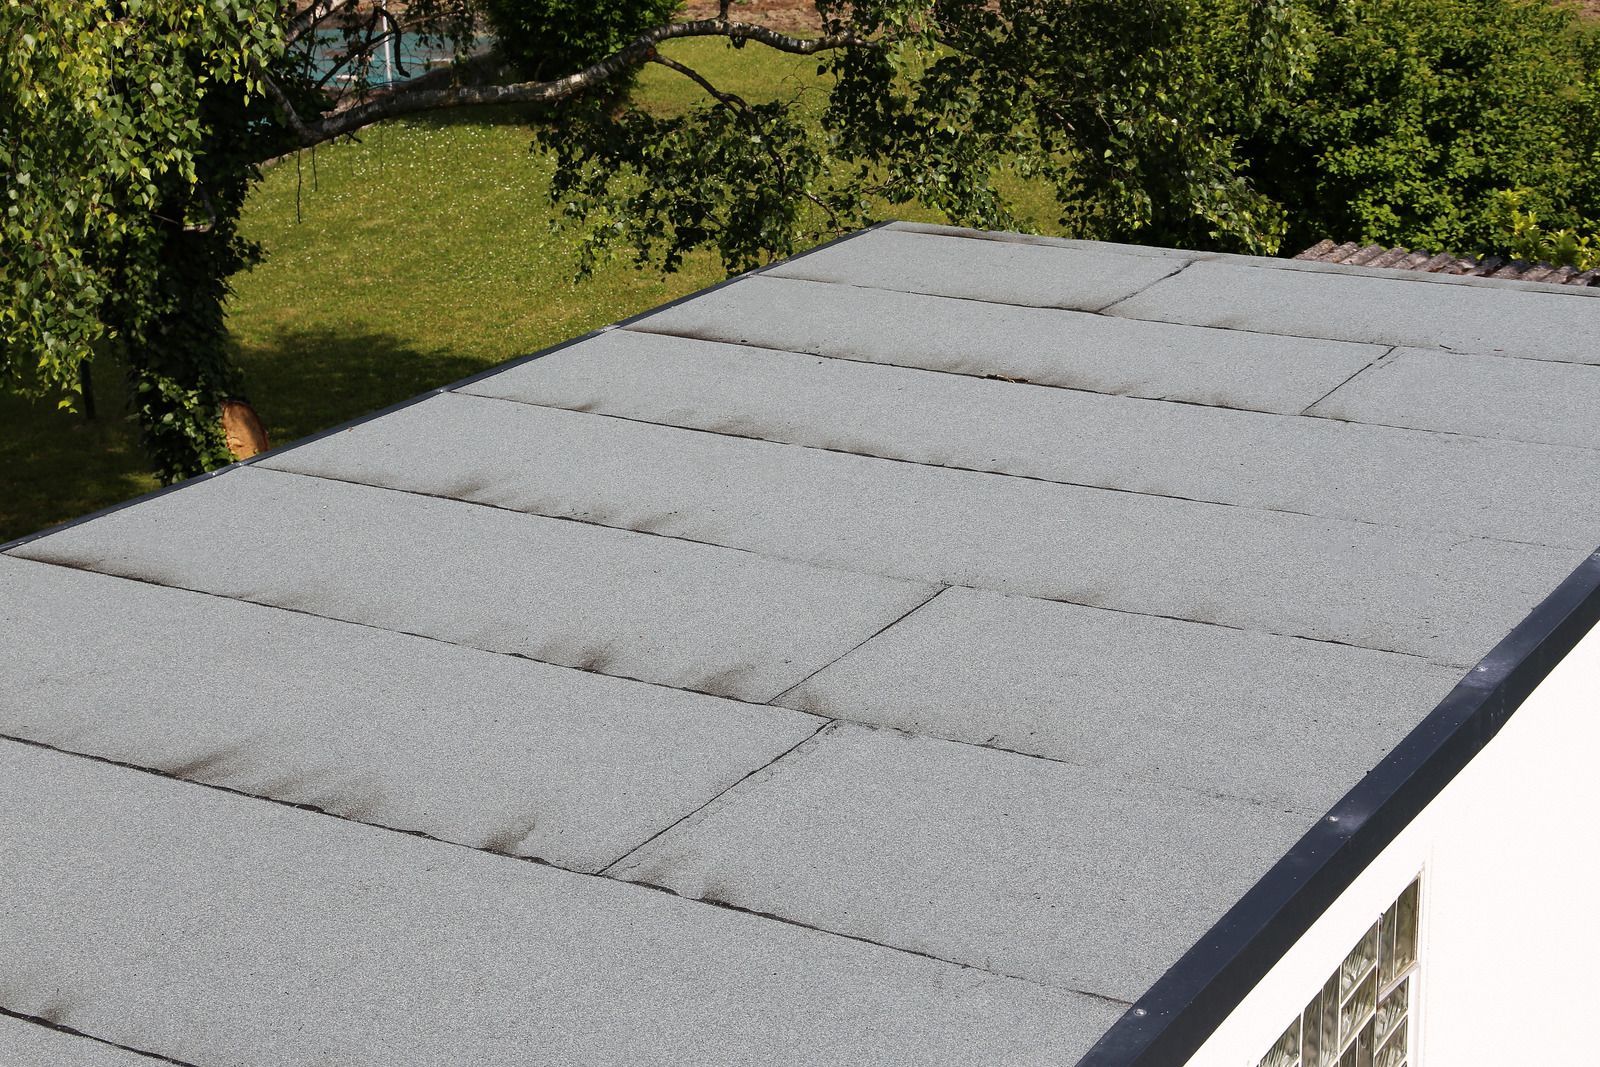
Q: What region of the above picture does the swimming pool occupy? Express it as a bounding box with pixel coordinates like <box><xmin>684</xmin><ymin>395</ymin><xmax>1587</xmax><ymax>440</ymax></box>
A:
<box><xmin>306</xmin><ymin>30</ymin><xmax>471</xmax><ymax>87</ymax></box>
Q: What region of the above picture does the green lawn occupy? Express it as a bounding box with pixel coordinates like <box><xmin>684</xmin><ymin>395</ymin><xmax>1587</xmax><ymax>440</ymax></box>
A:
<box><xmin>0</xmin><ymin>369</ymin><xmax>162</xmax><ymax>543</ymax></box>
<box><xmin>0</xmin><ymin>38</ymin><xmax>1048</xmax><ymax>542</ymax></box>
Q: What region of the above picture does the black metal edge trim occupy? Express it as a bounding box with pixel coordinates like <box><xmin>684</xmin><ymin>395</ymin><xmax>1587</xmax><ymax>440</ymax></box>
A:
<box><xmin>1076</xmin><ymin>547</ymin><xmax>1600</xmax><ymax>1067</ymax></box>
<box><xmin>0</xmin><ymin>221</ymin><xmax>893</xmax><ymax>555</ymax></box>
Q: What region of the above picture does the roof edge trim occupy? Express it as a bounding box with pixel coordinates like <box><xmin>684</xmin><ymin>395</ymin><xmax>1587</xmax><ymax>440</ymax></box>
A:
<box><xmin>1076</xmin><ymin>545</ymin><xmax>1600</xmax><ymax>1067</ymax></box>
<box><xmin>0</xmin><ymin>222</ymin><xmax>894</xmax><ymax>556</ymax></box>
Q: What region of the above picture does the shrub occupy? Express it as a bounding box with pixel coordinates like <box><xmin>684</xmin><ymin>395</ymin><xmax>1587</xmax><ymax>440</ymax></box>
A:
<box><xmin>480</xmin><ymin>0</ymin><xmax>681</xmax><ymax>81</ymax></box>
<box><xmin>1240</xmin><ymin>0</ymin><xmax>1600</xmax><ymax>255</ymax></box>
<box><xmin>1488</xmin><ymin>190</ymin><xmax>1600</xmax><ymax>268</ymax></box>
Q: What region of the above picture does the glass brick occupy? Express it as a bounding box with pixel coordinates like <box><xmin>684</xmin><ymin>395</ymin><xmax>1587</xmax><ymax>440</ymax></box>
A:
<box><xmin>1340</xmin><ymin>921</ymin><xmax>1379</xmax><ymax>999</ymax></box>
<box><xmin>1320</xmin><ymin>973</ymin><xmax>1340</xmax><ymax>1066</ymax></box>
<box><xmin>1302</xmin><ymin>992</ymin><xmax>1323</xmax><ymax>1067</ymax></box>
<box><xmin>1375</xmin><ymin>1019</ymin><xmax>1408</xmax><ymax>1067</ymax></box>
<box><xmin>1376</xmin><ymin>978</ymin><xmax>1408</xmax><ymax>1043</ymax></box>
<box><xmin>1340</xmin><ymin>969</ymin><xmax>1377</xmax><ymax>1043</ymax></box>
<box><xmin>1259</xmin><ymin>1016</ymin><xmax>1301</xmax><ymax>1067</ymax></box>
<box><xmin>1255</xmin><ymin>877</ymin><xmax>1421</xmax><ymax>1067</ymax></box>
<box><xmin>1392</xmin><ymin>880</ymin><xmax>1419</xmax><ymax>974</ymax></box>
<box><xmin>1378</xmin><ymin>902</ymin><xmax>1398</xmax><ymax>987</ymax></box>
<box><xmin>1355</xmin><ymin>1017</ymin><xmax>1375</xmax><ymax>1067</ymax></box>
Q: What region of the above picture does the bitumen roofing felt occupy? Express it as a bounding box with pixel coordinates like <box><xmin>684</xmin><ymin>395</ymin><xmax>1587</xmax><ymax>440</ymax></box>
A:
<box><xmin>4</xmin><ymin>221</ymin><xmax>1599</xmax><ymax>1065</ymax></box>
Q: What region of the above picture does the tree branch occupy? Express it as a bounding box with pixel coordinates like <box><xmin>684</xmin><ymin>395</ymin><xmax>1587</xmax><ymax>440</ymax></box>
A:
<box><xmin>647</xmin><ymin>53</ymin><xmax>845</xmax><ymax>232</ymax></box>
<box><xmin>649</xmin><ymin>52</ymin><xmax>751</xmax><ymax>110</ymax></box>
<box><xmin>272</xmin><ymin>18</ymin><xmax>870</xmax><ymax>150</ymax></box>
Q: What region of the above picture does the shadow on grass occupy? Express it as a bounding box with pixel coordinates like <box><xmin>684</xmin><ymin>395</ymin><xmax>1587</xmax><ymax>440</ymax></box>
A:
<box><xmin>0</xmin><ymin>325</ymin><xmax>503</xmax><ymax>543</ymax></box>
<box><xmin>0</xmin><ymin>368</ymin><xmax>159</xmax><ymax>544</ymax></box>
<box><xmin>390</xmin><ymin>101</ymin><xmax>547</xmax><ymax>131</ymax></box>
<box><xmin>233</xmin><ymin>322</ymin><xmax>499</xmax><ymax>450</ymax></box>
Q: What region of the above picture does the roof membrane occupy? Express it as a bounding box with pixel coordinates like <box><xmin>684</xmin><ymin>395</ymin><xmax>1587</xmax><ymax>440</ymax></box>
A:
<box><xmin>5</xmin><ymin>222</ymin><xmax>1599</xmax><ymax>1065</ymax></box>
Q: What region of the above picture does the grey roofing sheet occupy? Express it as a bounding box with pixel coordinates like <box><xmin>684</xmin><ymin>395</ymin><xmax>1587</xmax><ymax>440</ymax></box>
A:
<box><xmin>778</xmin><ymin>586</ymin><xmax>1464</xmax><ymax>814</ymax></box>
<box><xmin>252</xmin><ymin>390</ymin><xmax>1580</xmax><ymax>666</ymax></box>
<box><xmin>630</xmin><ymin>273</ymin><xmax>1381</xmax><ymax>414</ymax></box>
<box><xmin>1108</xmin><ymin>257</ymin><xmax>1600</xmax><ymax>362</ymax></box>
<box><xmin>764</xmin><ymin>225</ymin><xmax>1186</xmax><ymax>309</ymax></box>
<box><xmin>0</xmin><ymin>742</ymin><xmax>1118</xmax><ymax>1066</ymax></box>
<box><xmin>1306</xmin><ymin>346</ymin><xmax>1600</xmax><ymax>450</ymax></box>
<box><xmin>461</xmin><ymin>328</ymin><xmax>1600</xmax><ymax>548</ymax></box>
<box><xmin>612</xmin><ymin>723</ymin><xmax>1310</xmax><ymax>1002</ymax></box>
<box><xmin>0</xmin><ymin>554</ymin><xmax>821</xmax><ymax>872</ymax></box>
<box><xmin>0</xmin><ymin>1015</ymin><xmax>161</xmax><ymax>1067</ymax></box>
<box><xmin>4</xmin><ymin>220</ymin><xmax>1598</xmax><ymax>1065</ymax></box>
<box><xmin>11</xmin><ymin>464</ymin><xmax>935</xmax><ymax>702</ymax></box>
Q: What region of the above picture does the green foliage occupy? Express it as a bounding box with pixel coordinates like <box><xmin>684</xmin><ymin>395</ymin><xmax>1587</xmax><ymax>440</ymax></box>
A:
<box><xmin>129</xmin><ymin>77</ymin><xmax>277</xmax><ymax>480</ymax></box>
<box><xmin>543</xmin><ymin>0</ymin><xmax>1305</xmax><ymax>277</ymax></box>
<box><xmin>917</xmin><ymin>0</ymin><xmax>1289</xmax><ymax>250</ymax></box>
<box><xmin>1488</xmin><ymin>190</ymin><xmax>1600</xmax><ymax>269</ymax></box>
<box><xmin>1</xmin><ymin>0</ymin><xmax>285</xmax><ymax>480</ymax></box>
<box><xmin>11</xmin><ymin>0</ymin><xmax>1600</xmax><ymax>490</ymax></box>
<box><xmin>1241</xmin><ymin>0</ymin><xmax>1600</xmax><ymax>253</ymax></box>
<box><xmin>543</xmin><ymin>0</ymin><xmax>1600</xmax><ymax>274</ymax></box>
<box><xmin>543</xmin><ymin>86</ymin><xmax>848</xmax><ymax>275</ymax></box>
<box><xmin>481</xmin><ymin>0</ymin><xmax>680</xmax><ymax>80</ymax></box>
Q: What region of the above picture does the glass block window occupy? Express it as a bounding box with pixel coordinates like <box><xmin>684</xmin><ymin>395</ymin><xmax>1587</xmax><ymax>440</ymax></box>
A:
<box><xmin>1255</xmin><ymin>878</ymin><xmax>1421</xmax><ymax>1067</ymax></box>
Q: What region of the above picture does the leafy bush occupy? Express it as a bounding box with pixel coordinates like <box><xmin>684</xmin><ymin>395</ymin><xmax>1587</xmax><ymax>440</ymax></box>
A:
<box><xmin>929</xmin><ymin>0</ymin><xmax>1292</xmax><ymax>252</ymax></box>
<box><xmin>1240</xmin><ymin>0</ymin><xmax>1600</xmax><ymax>255</ymax></box>
<box><xmin>481</xmin><ymin>0</ymin><xmax>681</xmax><ymax>81</ymax></box>
<box><xmin>1488</xmin><ymin>190</ymin><xmax>1600</xmax><ymax>268</ymax></box>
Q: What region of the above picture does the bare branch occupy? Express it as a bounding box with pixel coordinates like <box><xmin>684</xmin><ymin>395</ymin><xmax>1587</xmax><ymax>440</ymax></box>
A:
<box><xmin>649</xmin><ymin>53</ymin><xmax>750</xmax><ymax>110</ymax></box>
<box><xmin>276</xmin><ymin>18</ymin><xmax>870</xmax><ymax>150</ymax></box>
<box><xmin>261</xmin><ymin>69</ymin><xmax>314</xmax><ymax>144</ymax></box>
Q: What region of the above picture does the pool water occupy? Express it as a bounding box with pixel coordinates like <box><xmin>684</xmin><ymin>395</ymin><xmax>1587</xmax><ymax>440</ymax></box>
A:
<box><xmin>307</xmin><ymin>31</ymin><xmax>472</xmax><ymax>87</ymax></box>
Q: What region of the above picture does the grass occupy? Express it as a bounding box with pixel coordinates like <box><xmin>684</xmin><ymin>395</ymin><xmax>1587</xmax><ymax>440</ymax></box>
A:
<box><xmin>0</xmin><ymin>370</ymin><xmax>161</xmax><ymax>543</ymax></box>
<box><xmin>0</xmin><ymin>37</ymin><xmax>1052</xmax><ymax>542</ymax></box>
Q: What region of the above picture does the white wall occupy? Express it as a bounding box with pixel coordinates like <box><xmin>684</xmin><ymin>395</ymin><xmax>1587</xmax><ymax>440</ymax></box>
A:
<box><xmin>1185</xmin><ymin>619</ymin><xmax>1600</xmax><ymax>1067</ymax></box>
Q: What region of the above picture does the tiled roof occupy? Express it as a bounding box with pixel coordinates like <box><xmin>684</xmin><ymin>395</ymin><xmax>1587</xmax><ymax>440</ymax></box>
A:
<box><xmin>1297</xmin><ymin>238</ymin><xmax>1600</xmax><ymax>286</ymax></box>
<box><xmin>4</xmin><ymin>222</ymin><xmax>1599</xmax><ymax>1066</ymax></box>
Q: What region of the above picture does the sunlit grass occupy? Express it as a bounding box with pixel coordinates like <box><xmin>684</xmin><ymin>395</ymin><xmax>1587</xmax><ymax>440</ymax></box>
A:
<box><xmin>230</xmin><ymin>37</ymin><xmax>876</xmax><ymax>451</ymax></box>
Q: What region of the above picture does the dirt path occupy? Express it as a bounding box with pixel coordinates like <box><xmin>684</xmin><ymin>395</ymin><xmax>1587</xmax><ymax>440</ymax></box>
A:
<box><xmin>682</xmin><ymin>1</ymin><xmax>822</xmax><ymax>32</ymax></box>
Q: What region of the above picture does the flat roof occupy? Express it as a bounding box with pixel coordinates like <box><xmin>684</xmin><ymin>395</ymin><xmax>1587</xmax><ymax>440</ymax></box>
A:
<box><xmin>4</xmin><ymin>221</ymin><xmax>1600</xmax><ymax>1066</ymax></box>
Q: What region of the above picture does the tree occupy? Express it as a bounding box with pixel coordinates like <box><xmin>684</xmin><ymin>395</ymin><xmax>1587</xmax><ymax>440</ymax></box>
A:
<box><xmin>2</xmin><ymin>0</ymin><xmax>881</xmax><ymax>480</ymax></box>
<box><xmin>2</xmin><ymin>0</ymin><xmax>285</xmax><ymax>480</ymax></box>
<box><xmin>4</xmin><ymin>0</ymin><xmax>1598</xmax><ymax>482</ymax></box>
<box><xmin>267</xmin><ymin>0</ymin><xmax>1298</xmax><ymax>268</ymax></box>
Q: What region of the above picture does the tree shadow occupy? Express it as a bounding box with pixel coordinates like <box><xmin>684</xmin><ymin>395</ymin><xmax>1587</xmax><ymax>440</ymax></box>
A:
<box><xmin>391</xmin><ymin>101</ymin><xmax>548</xmax><ymax>131</ymax></box>
<box><xmin>231</xmin><ymin>323</ymin><xmax>497</xmax><ymax>451</ymax></box>
<box><xmin>0</xmin><ymin>324</ymin><xmax>511</xmax><ymax>542</ymax></box>
<box><xmin>0</xmin><ymin>364</ymin><xmax>160</xmax><ymax>543</ymax></box>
